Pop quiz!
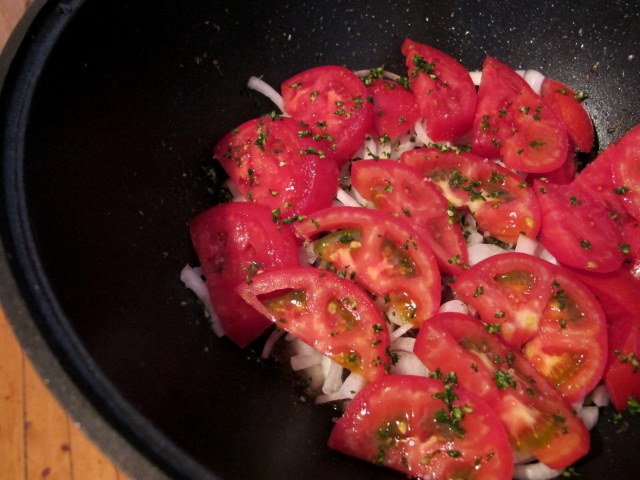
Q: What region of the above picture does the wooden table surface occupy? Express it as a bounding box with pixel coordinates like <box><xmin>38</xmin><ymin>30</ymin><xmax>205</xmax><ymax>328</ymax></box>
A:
<box><xmin>1</xmin><ymin>2</ymin><xmax>131</xmax><ymax>479</ymax></box>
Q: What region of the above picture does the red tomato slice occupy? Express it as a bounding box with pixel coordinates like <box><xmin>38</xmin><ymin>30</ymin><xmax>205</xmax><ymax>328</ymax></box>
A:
<box><xmin>541</xmin><ymin>78</ymin><xmax>594</xmax><ymax>153</ymax></box>
<box><xmin>214</xmin><ymin>115</ymin><xmax>338</xmax><ymax>216</ymax></box>
<box><xmin>281</xmin><ymin>66</ymin><xmax>374</xmax><ymax>165</ymax></box>
<box><xmin>401</xmin><ymin>39</ymin><xmax>477</xmax><ymax>141</ymax></box>
<box><xmin>501</xmin><ymin>91</ymin><xmax>569</xmax><ymax>173</ymax></box>
<box><xmin>414</xmin><ymin>313</ymin><xmax>590</xmax><ymax>470</ymax></box>
<box><xmin>535</xmin><ymin>180</ymin><xmax>624</xmax><ymax>272</ymax></box>
<box><xmin>328</xmin><ymin>374</ymin><xmax>514</xmax><ymax>480</ymax></box>
<box><xmin>350</xmin><ymin>159</ymin><xmax>469</xmax><ymax>274</ymax></box>
<box><xmin>189</xmin><ymin>202</ymin><xmax>299</xmax><ymax>347</ymax></box>
<box><xmin>366</xmin><ymin>78</ymin><xmax>420</xmax><ymax>139</ymax></box>
<box><xmin>237</xmin><ymin>267</ymin><xmax>391</xmax><ymax>382</ymax></box>
<box><xmin>609</xmin><ymin>125</ymin><xmax>640</xmax><ymax>221</ymax></box>
<box><xmin>295</xmin><ymin>207</ymin><xmax>441</xmax><ymax>327</ymax></box>
<box><xmin>471</xmin><ymin>55</ymin><xmax>534</xmax><ymax>158</ymax></box>
<box><xmin>400</xmin><ymin>147</ymin><xmax>540</xmax><ymax>244</ymax></box>
<box><xmin>527</xmin><ymin>151</ymin><xmax>577</xmax><ymax>185</ymax></box>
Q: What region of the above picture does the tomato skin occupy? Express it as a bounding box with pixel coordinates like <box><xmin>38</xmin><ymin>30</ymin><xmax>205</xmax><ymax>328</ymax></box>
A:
<box><xmin>189</xmin><ymin>202</ymin><xmax>299</xmax><ymax>347</ymax></box>
<box><xmin>214</xmin><ymin>115</ymin><xmax>338</xmax><ymax>215</ymax></box>
<box><xmin>535</xmin><ymin>180</ymin><xmax>624</xmax><ymax>273</ymax></box>
<box><xmin>237</xmin><ymin>267</ymin><xmax>390</xmax><ymax>381</ymax></box>
<box><xmin>401</xmin><ymin>39</ymin><xmax>477</xmax><ymax>141</ymax></box>
<box><xmin>540</xmin><ymin>78</ymin><xmax>594</xmax><ymax>153</ymax></box>
<box><xmin>281</xmin><ymin>65</ymin><xmax>374</xmax><ymax>165</ymax></box>
<box><xmin>527</xmin><ymin>151</ymin><xmax>577</xmax><ymax>185</ymax></box>
<box><xmin>609</xmin><ymin>125</ymin><xmax>640</xmax><ymax>222</ymax></box>
<box><xmin>366</xmin><ymin>79</ymin><xmax>420</xmax><ymax>139</ymax></box>
<box><xmin>414</xmin><ymin>313</ymin><xmax>590</xmax><ymax>470</ymax></box>
<box><xmin>400</xmin><ymin>147</ymin><xmax>540</xmax><ymax>244</ymax></box>
<box><xmin>295</xmin><ymin>207</ymin><xmax>441</xmax><ymax>327</ymax></box>
<box><xmin>328</xmin><ymin>375</ymin><xmax>514</xmax><ymax>480</ymax></box>
<box><xmin>350</xmin><ymin>159</ymin><xmax>468</xmax><ymax>275</ymax></box>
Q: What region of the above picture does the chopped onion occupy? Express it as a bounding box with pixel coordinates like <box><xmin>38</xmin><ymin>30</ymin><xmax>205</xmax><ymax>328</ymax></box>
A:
<box><xmin>439</xmin><ymin>300</ymin><xmax>469</xmax><ymax>315</ymax></box>
<box><xmin>413</xmin><ymin>118</ymin><xmax>432</xmax><ymax>146</ymax></box>
<box><xmin>523</xmin><ymin>69</ymin><xmax>545</xmax><ymax>95</ymax></box>
<box><xmin>513</xmin><ymin>462</ymin><xmax>560</xmax><ymax>480</ymax></box>
<box><xmin>515</xmin><ymin>234</ymin><xmax>539</xmax><ymax>256</ymax></box>
<box><xmin>247</xmin><ymin>76</ymin><xmax>285</xmax><ymax>113</ymax></box>
<box><xmin>591</xmin><ymin>384</ymin><xmax>611</xmax><ymax>407</ymax></box>
<box><xmin>463</xmin><ymin>214</ymin><xmax>484</xmax><ymax>246</ymax></box>
<box><xmin>468</xmin><ymin>70</ymin><xmax>482</xmax><ymax>86</ymax></box>
<box><xmin>180</xmin><ymin>264</ymin><xmax>225</xmax><ymax>337</ymax></box>
<box><xmin>579</xmin><ymin>406</ymin><xmax>600</xmax><ymax>430</ymax></box>
<box><xmin>353</xmin><ymin>69</ymin><xmax>401</xmax><ymax>81</ymax></box>
<box><xmin>389</xmin><ymin>352</ymin><xmax>430</xmax><ymax>376</ymax></box>
<box><xmin>335</xmin><ymin>187</ymin><xmax>363</xmax><ymax>207</ymax></box>
<box><xmin>468</xmin><ymin>243</ymin><xmax>508</xmax><ymax>266</ymax></box>
<box><xmin>261</xmin><ymin>329</ymin><xmax>285</xmax><ymax>359</ymax></box>
<box><xmin>390</xmin><ymin>322</ymin><xmax>414</xmax><ymax>341</ymax></box>
<box><xmin>515</xmin><ymin>69</ymin><xmax>526</xmax><ymax>78</ymax></box>
<box><xmin>391</xmin><ymin>337</ymin><xmax>416</xmax><ymax>353</ymax></box>
<box><xmin>316</xmin><ymin>373</ymin><xmax>366</xmax><ymax>404</ymax></box>
<box><xmin>290</xmin><ymin>353</ymin><xmax>323</xmax><ymax>371</ymax></box>
<box><xmin>351</xmin><ymin>186</ymin><xmax>374</xmax><ymax>208</ymax></box>
<box><xmin>395</xmin><ymin>134</ymin><xmax>417</xmax><ymax>156</ymax></box>
<box><xmin>322</xmin><ymin>359</ymin><xmax>344</xmax><ymax>394</ymax></box>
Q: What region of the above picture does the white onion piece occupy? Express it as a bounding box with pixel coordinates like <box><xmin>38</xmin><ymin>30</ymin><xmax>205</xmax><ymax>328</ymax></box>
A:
<box><xmin>316</xmin><ymin>373</ymin><xmax>366</xmax><ymax>404</ymax></box>
<box><xmin>322</xmin><ymin>359</ymin><xmax>344</xmax><ymax>394</ymax></box>
<box><xmin>247</xmin><ymin>76</ymin><xmax>285</xmax><ymax>113</ymax></box>
<box><xmin>571</xmin><ymin>397</ymin><xmax>584</xmax><ymax>413</ymax></box>
<box><xmin>523</xmin><ymin>69</ymin><xmax>546</xmax><ymax>95</ymax></box>
<box><xmin>538</xmin><ymin>247</ymin><xmax>558</xmax><ymax>265</ymax></box>
<box><xmin>300</xmin><ymin>242</ymin><xmax>317</xmax><ymax>265</ymax></box>
<box><xmin>390</xmin><ymin>322</ymin><xmax>414</xmax><ymax>341</ymax></box>
<box><xmin>515</xmin><ymin>234</ymin><xmax>539</xmax><ymax>256</ymax></box>
<box><xmin>353</xmin><ymin>69</ymin><xmax>370</xmax><ymax>77</ymax></box>
<box><xmin>591</xmin><ymin>384</ymin><xmax>611</xmax><ymax>407</ymax></box>
<box><xmin>261</xmin><ymin>329</ymin><xmax>285</xmax><ymax>359</ymax></box>
<box><xmin>513</xmin><ymin>462</ymin><xmax>560</xmax><ymax>480</ymax></box>
<box><xmin>439</xmin><ymin>299</ymin><xmax>469</xmax><ymax>315</ymax></box>
<box><xmin>463</xmin><ymin>214</ymin><xmax>484</xmax><ymax>246</ymax></box>
<box><xmin>391</xmin><ymin>337</ymin><xmax>416</xmax><ymax>353</ymax></box>
<box><xmin>335</xmin><ymin>187</ymin><xmax>363</xmax><ymax>208</ymax></box>
<box><xmin>579</xmin><ymin>406</ymin><xmax>600</xmax><ymax>430</ymax></box>
<box><xmin>353</xmin><ymin>69</ymin><xmax>401</xmax><ymax>81</ymax></box>
<box><xmin>468</xmin><ymin>243</ymin><xmax>508</xmax><ymax>266</ymax></box>
<box><xmin>180</xmin><ymin>264</ymin><xmax>225</xmax><ymax>337</ymax></box>
<box><xmin>351</xmin><ymin>186</ymin><xmax>374</xmax><ymax>208</ymax></box>
<box><xmin>413</xmin><ymin>118</ymin><xmax>432</xmax><ymax>146</ymax></box>
<box><xmin>515</xmin><ymin>69</ymin><xmax>526</xmax><ymax>78</ymax></box>
<box><xmin>290</xmin><ymin>353</ymin><xmax>323</xmax><ymax>371</ymax></box>
<box><xmin>364</xmin><ymin>136</ymin><xmax>379</xmax><ymax>159</ymax></box>
<box><xmin>378</xmin><ymin>141</ymin><xmax>393</xmax><ymax>159</ymax></box>
<box><xmin>224</xmin><ymin>179</ymin><xmax>245</xmax><ymax>202</ymax></box>
<box><xmin>468</xmin><ymin>70</ymin><xmax>482</xmax><ymax>86</ymax></box>
<box><xmin>386</xmin><ymin>306</ymin><xmax>405</xmax><ymax>327</ymax></box>
<box><xmin>389</xmin><ymin>352</ymin><xmax>430</xmax><ymax>376</ymax></box>
<box><xmin>395</xmin><ymin>134</ymin><xmax>417</xmax><ymax>156</ymax></box>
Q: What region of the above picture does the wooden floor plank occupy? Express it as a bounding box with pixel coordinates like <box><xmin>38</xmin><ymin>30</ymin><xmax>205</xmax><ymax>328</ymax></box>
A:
<box><xmin>0</xmin><ymin>310</ymin><xmax>26</xmax><ymax>480</ymax></box>
<box><xmin>24</xmin><ymin>359</ymin><xmax>73</xmax><ymax>480</ymax></box>
<box><xmin>68</xmin><ymin>420</ymin><xmax>125</xmax><ymax>480</ymax></box>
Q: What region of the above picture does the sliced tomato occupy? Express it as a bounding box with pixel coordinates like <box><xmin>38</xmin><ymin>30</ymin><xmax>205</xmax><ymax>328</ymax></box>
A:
<box><xmin>281</xmin><ymin>65</ymin><xmax>374</xmax><ymax>165</ymax></box>
<box><xmin>294</xmin><ymin>207</ymin><xmax>441</xmax><ymax>327</ymax></box>
<box><xmin>400</xmin><ymin>147</ymin><xmax>540</xmax><ymax>244</ymax></box>
<box><xmin>609</xmin><ymin>125</ymin><xmax>640</xmax><ymax>222</ymax></box>
<box><xmin>328</xmin><ymin>374</ymin><xmax>513</xmax><ymax>480</ymax></box>
<box><xmin>535</xmin><ymin>180</ymin><xmax>624</xmax><ymax>272</ymax></box>
<box><xmin>540</xmin><ymin>78</ymin><xmax>594</xmax><ymax>153</ymax></box>
<box><xmin>414</xmin><ymin>313</ymin><xmax>590</xmax><ymax>470</ymax></box>
<box><xmin>214</xmin><ymin>115</ymin><xmax>338</xmax><ymax>215</ymax></box>
<box><xmin>366</xmin><ymin>78</ymin><xmax>420</xmax><ymax>139</ymax></box>
<box><xmin>350</xmin><ymin>159</ymin><xmax>468</xmax><ymax>274</ymax></box>
<box><xmin>471</xmin><ymin>55</ymin><xmax>534</xmax><ymax>158</ymax></box>
<box><xmin>237</xmin><ymin>267</ymin><xmax>390</xmax><ymax>381</ymax></box>
<box><xmin>189</xmin><ymin>202</ymin><xmax>299</xmax><ymax>347</ymax></box>
<box><xmin>401</xmin><ymin>39</ymin><xmax>477</xmax><ymax>140</ymax></box>
<box><xmin>527</xmin><ymin>151</ymin><xmax>577</xmax><ymax>185</ymax></box>
<box><xmin>452</xmin><ymin>252</ymin><xmax>554</xmax><ymax>348</ymax></box>
<box><xmin>501</xmin><ymin>91</ymin><xmax>569</xmax><ymax>173</ymax></box>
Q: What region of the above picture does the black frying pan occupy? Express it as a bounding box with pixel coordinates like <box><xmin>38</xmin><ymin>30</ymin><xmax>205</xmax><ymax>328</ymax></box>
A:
<box><xmin>2</xmin><ymin>1</ymin><xmax>640</xmax><ymax>479</ymax></box>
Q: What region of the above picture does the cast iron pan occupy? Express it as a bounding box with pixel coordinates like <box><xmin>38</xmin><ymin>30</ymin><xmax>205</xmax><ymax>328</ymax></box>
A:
<box><xmin>2</xmin><ymin>0</ymin><xmax>640</xmax><ymax>479</ymax></box>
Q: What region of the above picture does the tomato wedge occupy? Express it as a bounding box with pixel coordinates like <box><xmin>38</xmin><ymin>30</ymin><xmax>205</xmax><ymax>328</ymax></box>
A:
<box><xmin>401</xmin><ymin>39</ymin><xmax>477</xmax><ymax>140</ymax></box>
<box><xmin>540</xmin><ymin>78</ymin><xmax>594</xmax><ymax>153</ymax></box>
<box><xmin>414</xmin><ymin>313</ymin><xmax>590</xmax><ymax>470</ymax></box>
<box><xmin>535</xmin><ymin>180</ymin><xmax>624</xmax><ymax>273</ymax></box>
<box><xmin>609</xmin><ymin>125</ymin><xmax>640</xmax><ymax>222</ymax></box>
<box><xmin>328</xmin><ymin>374</ymin><xmax>514</xmax><ymax>480</ymax></box>
<box><xmin>366</xmin><ymin>78</ymin><xmax>420</xmax><ymax>139</ymax></box>
<box><xmin>281</xmin><ymin>65</ymin><xmax>374</xmax><ymax>165</ymax></box>
<box><xmin>214</xmin><ymin>115</ymin><xmax>338</xmax><ymax>215</ymax></box>
<box><xmin>295</xmin><ymin>207</ymin><xmax>441</xmax><ymax>327</ymax></box>
<box><xmin>453</xmin><ymin>253</ymin><xmax>608</xmax><ymax>402</ymax></box>
<box><xmin>527</xmin><ymin>151</ymin><xmax>577</xmax><ymax>185</ymax></box>
<box><xmin>350</xmin><ymin>159</ymin><xmax>468</xmax><ymax>274</ymax></box>
<box><xmin>189</xmin><ymin>202</ymin><xmax>299</xmax><ymax>347</ymax></box>
<box><xmin>400</xmin><ymin>147</ymin><xmax>540</xmax><ymax>244</ymax></box>
<box><xmin>237</xmin><ymin>267</ymin><xmax>391</xmax><ymax>381</ymax></box>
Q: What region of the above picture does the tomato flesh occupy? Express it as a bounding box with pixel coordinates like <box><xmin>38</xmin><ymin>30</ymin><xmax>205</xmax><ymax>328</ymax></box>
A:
<box><xmin>366</xmin><ymin>79</ymin><xmax>420</xmax><ymax>139</ymax></box>
<box><xmin>328</xmin><ymin>375</ymin><xmax>514</xmax><ymax>480</ymax></box>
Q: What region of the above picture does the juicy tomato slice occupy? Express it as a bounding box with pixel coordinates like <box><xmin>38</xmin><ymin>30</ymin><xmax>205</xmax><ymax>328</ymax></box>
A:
<box><xmin>527</xmin><ymin>151</ymin><xmax>577</xmax><ymax>185</ymax></box>
<box><xmin>414</xmin><ymin>313</ymin><xmax>590</xmax><ymax>470</ymax></box>
<box><xmin>189</xmin><ymin>202</ymin><xmax>299</xmax><ymax>347</ymax></box>
<box><xmin>281</xmin><ymin>65</ymin><xmax>374</xmax><ymax>165</ymax></box>
<box><xmin>350</xmin><ymin>159</ymin><xmax>468</xmax><ymax>275</ymax></box>
<box><xmin>366</xmin><ymin>78</ymin><xmax>420</xmax><ymax>139</ymax></box>
<box><xmin>540</xmin><ymin>78</ymin><xmax>594</xmax><ymax>153</ymax></box>
<box><xmin>328</xmin><ymin>374</ymin><xmax>514</xmax><ymax>480</ymax></box>
<box><xmin>214</xmin><ymin>115</ymin><xmax>338</xmax><ymax>215</ymax></box>
<box><xmin>452</xmin><ymin>252</ymin><xmax>554</xmax><ymax>348</ymax></box>
<box><xmin>501</xmin><ymin>91</ymin><xmax>569</xmax><ymax>173</ymax></box>
<box><xmin>609</xmin><ymin>125</ymin><xmax>640</xmax><ymax>222</ymax></box>
<box><xmin>471</xmin><ymin>55</ymin><xmax>534</xmax><ymax>158</ymax></box>
<box><xmin>535</xmin><ymin>180</ymin><xmax>624</xmax><ymax>273</ymax></box>
<box><xmin>401</xmin><ymin>39</ymin><xmax>477</xmax><ymax>141</ymax></box>
<box><xmin>400</xmin><ymin>147</ymin><xmax>540</xmax><ymax>244</ymax></box>
<box><xmin>295</xmin><ymin>207</ymin><xmax>441</xmax><ymax>327</ymax></box>
<box><xmin>237</xmin><ymin>267</ymin><xmax>390</xmax><ymax>381</ymax></box>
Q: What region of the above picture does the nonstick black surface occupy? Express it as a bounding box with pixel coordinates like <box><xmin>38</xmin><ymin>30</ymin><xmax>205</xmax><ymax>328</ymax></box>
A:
<box><xmin>2</xmin><ymin>0</ymin><xmax>640</xmax><ymax>479</ymax></box>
